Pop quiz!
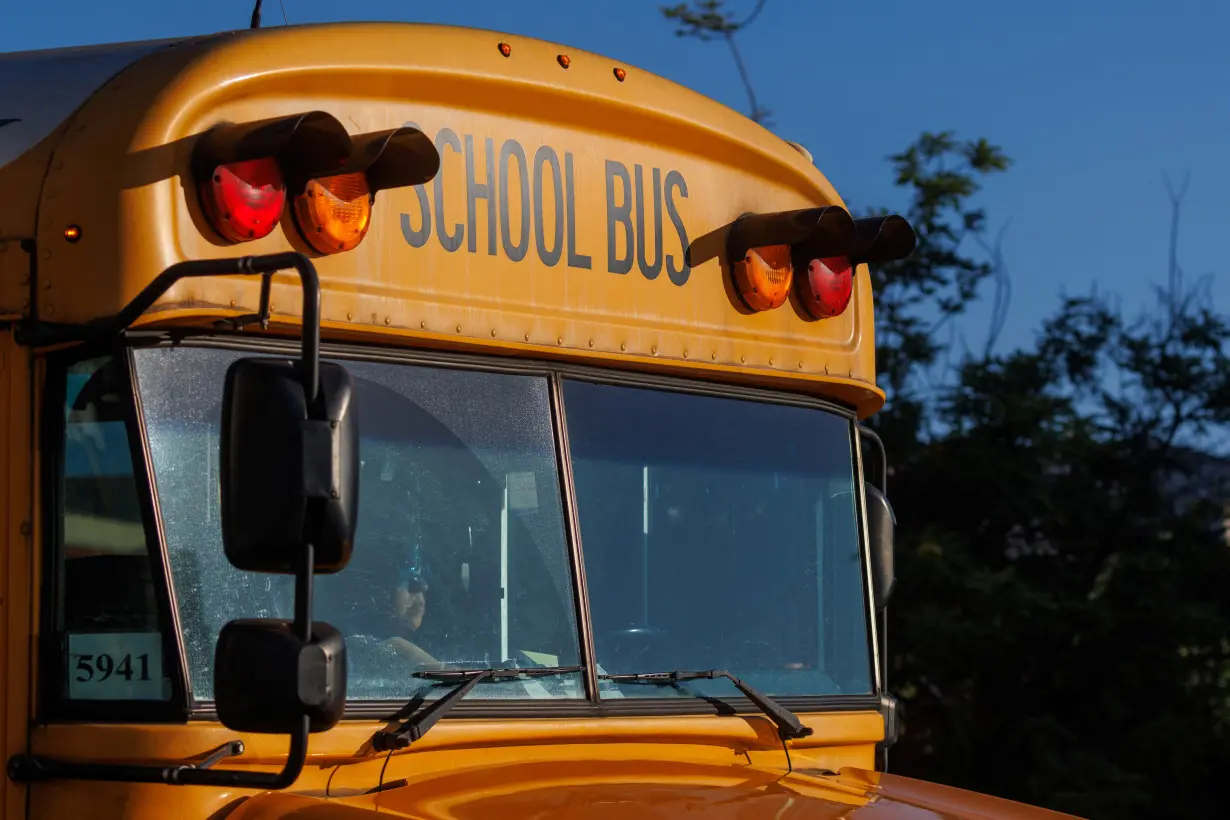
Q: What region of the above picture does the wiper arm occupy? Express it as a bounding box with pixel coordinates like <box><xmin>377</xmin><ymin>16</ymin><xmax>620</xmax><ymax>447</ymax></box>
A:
<box><xmin>599</xmin><ymin>670</ymin><xmax>814</xmax><ymax>741</ymax></box>
<box><xmin>372</xmin><ymin>665</ymin><xmax>582</xmax><ymax>751</ymax></box>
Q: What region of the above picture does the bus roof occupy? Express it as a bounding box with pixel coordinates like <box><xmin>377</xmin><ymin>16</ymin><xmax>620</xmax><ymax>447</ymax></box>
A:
<box><xmin>0</xmin><ymin>22</ymin><xmax>883</xmax><ymax>415</ymax></box>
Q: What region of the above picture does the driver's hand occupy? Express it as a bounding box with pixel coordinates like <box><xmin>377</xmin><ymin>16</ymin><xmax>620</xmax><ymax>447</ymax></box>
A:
<box><xmin>385</xmin><ymin>636</ymin><xmax>445</xmax><ymax>670</ymax></box>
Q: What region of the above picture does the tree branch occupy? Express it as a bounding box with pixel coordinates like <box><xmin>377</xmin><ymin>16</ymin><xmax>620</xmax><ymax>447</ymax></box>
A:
<box><xmin>723</xmin><ymin>31</ymin><xmax>769</xmax><ymax>124</ymax></box>
<box><xmin>661</xmin><ymin>1</ymin><xmax>772</xmax><ymax>124</ymax></box>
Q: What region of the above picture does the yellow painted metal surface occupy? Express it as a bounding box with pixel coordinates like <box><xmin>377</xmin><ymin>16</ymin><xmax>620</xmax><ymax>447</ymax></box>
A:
<box><xmin>24</xmin><ymin>713</ymin><xmax>880</xmax><ymax>819</ymax></box>
<box><xmin>22</xmin><ymin>713</ymin><xmax>1071</xmax><ymax>819</ymax></box>
<box><xmin>25</xmin><ymin>22</ymin><xmax>883</xmax><ymax>416</ymax></box>
<box><xmin>0</xmin><ymin>331</ymin><xmax>33</xmax><ymax>820</ymax></box>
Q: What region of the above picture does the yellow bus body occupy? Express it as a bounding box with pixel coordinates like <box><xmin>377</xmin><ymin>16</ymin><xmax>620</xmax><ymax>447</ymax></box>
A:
<box><xmin>1</xmin><ymin>22</ymin><xmax>881</xmax><ymax>416</ymax></box>
<box><xmin>0</xmin><ymin>22</ymin><xmax>1074</xmax><ymax>820</ymax></box>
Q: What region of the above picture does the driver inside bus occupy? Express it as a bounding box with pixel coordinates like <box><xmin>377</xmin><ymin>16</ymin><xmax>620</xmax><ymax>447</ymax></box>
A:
<box><xmin>384</xmin><ymin>568</ymin><xmax>445</xmax><ymax>670</ymax></box>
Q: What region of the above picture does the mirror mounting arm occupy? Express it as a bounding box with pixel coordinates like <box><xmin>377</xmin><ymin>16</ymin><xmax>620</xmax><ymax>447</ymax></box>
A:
<box><xmin>109</xmin><ymin>253</ymin><xmax>323</xmax><ymax>405</ymax></box>
<box><xmin>859</xmin><ymin>425</ymin><xmax>896</xmax><ymax>773</ymax></box>
<box><xmin>16</xmin><ymin>252</ymin><xmax>322</xmax><ymax>384</ymax></box>
<box><xmin>5</xmin><ymin>731</ymin><xmax>310</xmax><ymax>787</ymax></box>
<box><xmin>858</xmin><ymin>425</ymin><xmax>887</xmax><ymax>494</ymax></box>
<box><xmin>294</xmin><ymin>541</ymin><xmax>314</xmax><ymax>641</ymax></box>
<box><xmin>7</xmin><ymin>254</ymin><xmax>325</xmax><ymax>788</ymax></box>
<box><xmin>215</xmin><ymin>272</ymin><xmax>276</xmax><ymax>334</ymax></box>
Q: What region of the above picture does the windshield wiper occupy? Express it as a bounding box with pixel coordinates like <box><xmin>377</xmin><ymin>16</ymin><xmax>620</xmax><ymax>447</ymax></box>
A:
<box><xmin>599</xmin><ymin>670</ymin><xmax>814</xmax><ymax>741</ymax></box>
<box><xmin>372</xmin><ymin>665</ymin><xmax>583</xmax><ymax>751</ymax></box>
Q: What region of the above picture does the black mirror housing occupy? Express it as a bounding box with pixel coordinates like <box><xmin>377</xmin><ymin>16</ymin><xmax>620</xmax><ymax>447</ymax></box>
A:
<box><xmin>866</xmin><ymin>482</ymin><xmax>896</xmax><ymax>610</ymax></box>
<box><xmin>220</xmin><ymin>358</ymin><xmax>359</xmax><ymax>574</ymax></box>
<box><xmin>214</xmin><ymin>619</ymin><xmax>347</xmax><ymax>734</ymax></box>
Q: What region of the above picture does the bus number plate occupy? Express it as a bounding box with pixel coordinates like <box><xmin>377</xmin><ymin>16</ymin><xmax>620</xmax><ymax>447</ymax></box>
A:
<box><xmin>67</xmin><ymin>632</ymin><xmax>165</xmax><ymax>700</ymax></box>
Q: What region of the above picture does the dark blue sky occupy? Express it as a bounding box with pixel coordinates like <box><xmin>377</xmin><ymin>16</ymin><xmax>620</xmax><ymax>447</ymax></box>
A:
<box><xmin>5</xmin><ymin>0</ymin><xmax>1227</xmax><ymax>357</ymax></box>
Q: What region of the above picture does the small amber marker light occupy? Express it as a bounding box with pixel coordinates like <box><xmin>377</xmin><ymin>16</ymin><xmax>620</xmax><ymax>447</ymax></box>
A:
<box><xmin>613</xmin><ymin>67</ymin><xmax>627</xmax><ymax>81</ymax></box>
<box><xmin>63</xmin><ymin>225</ymin><xmax>82</xmax><ymax>243</ymax></box>
<box><xmin>498</xmin><ymin>42</ymin><xmax>512</xmax><ymax>57</ymax></box>
<box><xmin>557</xmin><ymin>54</ymin><xmax>571</xmax><ymax>69</ymax></box>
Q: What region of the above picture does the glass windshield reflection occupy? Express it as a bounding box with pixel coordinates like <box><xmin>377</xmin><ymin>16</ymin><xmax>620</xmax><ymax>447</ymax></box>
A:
<box><xmin>133</xmin><ymin>347</ymin><xmax>582</xmax><ymax>703</ymax></box>
<box><xmin>562</xmin><ymin>379</ymin><xmax>872</xmax><ymax>699</ymax></box>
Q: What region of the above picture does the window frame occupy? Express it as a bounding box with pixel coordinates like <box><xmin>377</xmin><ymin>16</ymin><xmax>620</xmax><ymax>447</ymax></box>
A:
<box><xmin>45</xmin><ymin>331</ymin><xmax>882</xmax><ymax>724</ymax></box>
<box><xmin>130</xmin><ymin>338</ymin><xmax>594</xmax><ymax>720</ymax></box>
<box><xmin>38</xmin><ymin>341</ymin><xmax>191</xmax><ymax>723</ymax></box>
<box><xmin>555</xmin><ymin>368</ymin><xmax>882</xmax><ymax>704</ymax></box>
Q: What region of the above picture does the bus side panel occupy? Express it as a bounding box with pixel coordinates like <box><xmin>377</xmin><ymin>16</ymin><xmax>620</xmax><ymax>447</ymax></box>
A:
<box><xmin>0</xmin><ymin>330</ymin><xmax>34</xmax><ymax>820</ymax></box>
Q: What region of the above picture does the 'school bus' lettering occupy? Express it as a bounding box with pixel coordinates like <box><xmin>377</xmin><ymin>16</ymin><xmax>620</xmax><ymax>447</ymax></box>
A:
<box><xmin>398</xmin><ymin>125</ymin><xmax>692</xmax><ymax>286</ymax></box>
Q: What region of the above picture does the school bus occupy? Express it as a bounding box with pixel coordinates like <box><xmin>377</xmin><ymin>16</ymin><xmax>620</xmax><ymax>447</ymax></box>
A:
<box><xmin>0</xmin><ymin>21</ymin><xmax>1077</xmax><ymax>820</ymax></box>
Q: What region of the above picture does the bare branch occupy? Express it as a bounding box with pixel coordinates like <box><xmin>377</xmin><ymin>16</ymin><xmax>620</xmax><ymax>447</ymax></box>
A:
<box><xmin>723</xmin><ymin>32</ymin><xmax>770</xmax><ymax>125</ymax></box>
<box><xmin>972</xmin><ymin>220</ymin><xmax>1014</xmax><ymax>357</ymax></box>
<box><xmin>1163</xmin><ymin>170</ymin><xmax>1191</xmax><ymax>318</ymax></box>
<box><xmin>736</xmin><ymin>0</ymin><xmax>770</xmax><ymax>29</ymax></box>
<box><xmin>661</xmin><ymin>1</ymin><xmax>772</xmax><ymax>124</ymax></box>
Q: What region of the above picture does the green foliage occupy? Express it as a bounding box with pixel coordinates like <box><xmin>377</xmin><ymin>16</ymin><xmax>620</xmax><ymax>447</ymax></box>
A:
<box><xmin>884</xmin><ymin>166</ymin><xmax>1230</xmax><ymax>819</ymax></box>
<box><xmin>867</xmin><ymin>132</ymin><xmax>1011</xmax><ymax>423</ymax></box>
<box><xmin>661</xmin><ymin>0</ymin><xmax>741</xmax><ymax>38</ymax></box>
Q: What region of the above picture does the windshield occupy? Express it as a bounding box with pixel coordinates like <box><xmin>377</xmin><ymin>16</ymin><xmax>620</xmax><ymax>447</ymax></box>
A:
<box><xmin>562</xmin><ymin>379</ymin><xmax>872</xmax><ymax>699</ymax></box>
<box><xmin>132</xmin><ymin>347</ymin><xmax>583</xmax><ymax>702</ymax></box>
<box><xmin>130</xmin><ymin>345</ymin><xmax>872</xmax><ymax>706</ymax></box>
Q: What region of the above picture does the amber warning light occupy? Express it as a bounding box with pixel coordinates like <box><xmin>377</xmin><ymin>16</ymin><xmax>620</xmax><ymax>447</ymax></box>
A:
<box><xmin>190</xmin><ymin>112</ymin><xmax>441</xmax><ymax>255</ymax></box>
<box><xmin>290</xmin><ymin>128</ymin><xmax>439</xmax><ymax>255</ymax></box>
<box><xmin>734</xmin><ymin>244</ymin><xmax>793</xmax><ymax>311</ymax></box>
<box><xmin>726</xmin><ymin>208</ymin><xmax>917</xmax><ymax>319</ymax></box>
<box><xmin>294</xmin><ymin>173</ymin><xmax>371</xmax><ymax>254</ymax></box>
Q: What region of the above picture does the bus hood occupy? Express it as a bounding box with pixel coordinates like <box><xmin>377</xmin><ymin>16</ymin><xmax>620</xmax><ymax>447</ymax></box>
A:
<box><xmin>224</xmin><ymin>762</ymin><xmax>1078</xmax><ymax>820</ymax></box>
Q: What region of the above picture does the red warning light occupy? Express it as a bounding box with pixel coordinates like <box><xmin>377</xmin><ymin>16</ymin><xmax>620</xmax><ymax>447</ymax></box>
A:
<box><xmin>798</xmin><ymin>256</ymin><xmax>853</xmax><ymax>319</ymax></box>
<box><xmin>199</xmin><ymin>158</ymin><xmax>286</xmax><ymax>244</ymax></box>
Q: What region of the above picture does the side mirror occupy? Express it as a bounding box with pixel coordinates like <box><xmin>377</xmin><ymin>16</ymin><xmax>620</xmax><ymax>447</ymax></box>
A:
<box><xmin>215</xmin><ymin>620</ymin><xmax>347</xmax><ymax>733</ymax></box>
<box><xmin>5</xmin><ymin>254</ymin><xmax>363</xmax><ymax>789</ymax></box>
<box><xmin>214</xmin><ymin>354</ymin><xmax>359</xmax><ymax>738</ymax></box>
<box><xmin>865</xmin><ymin>482</ymin><xmax>896</xmax><ymax>611</ymax></box>
<box><xmin>219</xmin><ymin>358</ymin><xmax>359</xmax><ymax>573</ymax></box>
